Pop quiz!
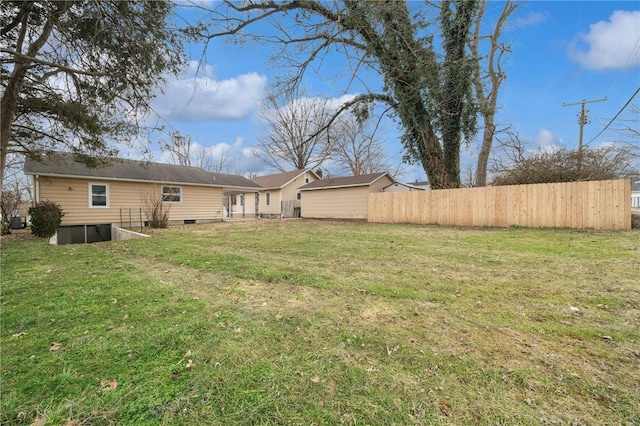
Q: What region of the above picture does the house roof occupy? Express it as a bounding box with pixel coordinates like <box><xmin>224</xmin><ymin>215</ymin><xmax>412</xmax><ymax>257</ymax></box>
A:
<box><xmin>299</xmin><ymin>172</ymin><xmax>393</xmax><ymax>191</ymax></box>
<box><xmin>251</xmin><ymin>169</ymin><xmax>318</xmax><ymax>190</ymax></box>
<box><xmin>23</xmin><ymin>151</ymin><xmax>262</xmax><ymax>191</ymax></box>
<box><xmin>383</xmin><ymin>182</ymin><xmax>426</xmax><ymax>191</ymax></box>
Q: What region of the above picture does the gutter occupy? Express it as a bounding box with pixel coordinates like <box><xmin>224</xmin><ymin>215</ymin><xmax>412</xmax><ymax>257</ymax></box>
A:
<box><xmin>24</xmin><ymin>171</ymin><xmax>261</xmax><ymax>192</ymax></box>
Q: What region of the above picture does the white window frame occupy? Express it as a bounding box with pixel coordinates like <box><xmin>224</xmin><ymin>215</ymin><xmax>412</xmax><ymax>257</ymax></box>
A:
<box><xmin>304</xmin><ymin>172</ymin><xmax>310</xmax><ymax>183</ymax></box>
<box><xmin>161</xmin><ymin>185</ymin><xmax>182</xmax><ymax>203</ymax></box>
<box><xmin>89</xmin><ymin>183</ymin><xmax>109</xmax><ymax>208</ymax></box>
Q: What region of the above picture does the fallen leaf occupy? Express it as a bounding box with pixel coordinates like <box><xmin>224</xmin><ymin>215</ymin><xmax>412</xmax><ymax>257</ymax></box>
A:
<box><xmin>177</xmin><ymin>350</ymin><xmax>192</xmax><ymax>365</ymax></box>
<box><xmin>12</xmin><ymin>332</ymin><xmax>26</xmax><ymax>339</ymax></box>
<box><xmin>30</xmin><ymin>417</ymin><xmax>47</xmax><ymax>426</ymax></box>
<box><xmin>311</xmin><ymin>376</ymin><xmax>320</xmax><ymax>383</ymax></box>
<box><xmin>123</xmin><ymin>314</ymin><xmax>128</xmax><ymax>320</ymax></box>
<box><xmin>112</xmin><ymin>298</ymin><xmax>118</xmax><ymax>304</ymax></box>
<box><xmin>275</xmin><ymin>314</ymin><xmax>283</xmax><ymax>320</ymax></box>
<box><xmin>50</xmin><ymin>342</ymin><xmax>62</xmax><ymax>351</ymax></box>
<box><xmin>186</xmin><ymin>359</ymin><xmax>195</xmax><ymax>369</ymax></box>
<box><xmin>438</xmin><ymin>399</ymin><xmax>452</xmax><ymax>417</ymax></box>
<box><xmin>100</xmin><ymin>379</ymin><xmax>118</xmax><ymax>391</ymax></box>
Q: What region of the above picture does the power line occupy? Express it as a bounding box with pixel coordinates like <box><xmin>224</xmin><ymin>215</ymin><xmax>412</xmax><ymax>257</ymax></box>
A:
<box><xmin>585</xmin><ymin>86</ymin><xmax>640</xmax><ymax>147</ymax></box>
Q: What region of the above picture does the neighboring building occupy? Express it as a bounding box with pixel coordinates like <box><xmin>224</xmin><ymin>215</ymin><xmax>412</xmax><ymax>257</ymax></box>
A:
<box><xmin>24</xmin><ymin>152</ymin><xmax>261</xmax><ymax>227</ymax></box>
<box><xmin>632</xmin><ymin>177</ymin><xmax>640</xmax><ymax>209</ymax></box>
<box><xmin>299</xmin><ymin>172</ymin><xmax>395</xmax><ymax>219</ymax></box>
<box><xmin>383</xmin><ymin>182</ymin><xmax>425</xmax><ymax>192</ymax></box>
<box><xmin>245</xmin><ymin>169</ymin><xmax>321</xmax><ymax>218</ymax></box>
<box><xmin>410</xmin><ymin>180</ymin><xmax>430</xmax><ymax>190</ymax></box>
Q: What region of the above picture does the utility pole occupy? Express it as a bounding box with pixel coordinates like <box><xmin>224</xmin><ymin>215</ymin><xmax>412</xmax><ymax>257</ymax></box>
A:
<box><xmin>562</xmin><ymin>97</ymin><xmax>607</xmax><ymax>172</ymax></box>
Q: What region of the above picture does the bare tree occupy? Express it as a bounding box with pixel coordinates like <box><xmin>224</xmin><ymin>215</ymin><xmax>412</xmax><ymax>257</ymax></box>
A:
<box><xmin>1</xmin><ymin>184</ymin><xmax>22</xmax><ymax>235</ymax></box>
<box><xmin>330</xmin><ymin>114</ymin><xmax>391</xmax><ymax>176</ymax></box>
<box><xmin>162</xmin><ymin>132</ymin><xmax>193</xmax><ymax>167</ymax></box>
<box><xmin>192</xmin><ymin>1</ymin><xmax>480</xmax><ymax>189</ymax></box>
<box><xmin>162</xmin><ymin>132</ymin><xmax>229</xmax><ymax>172</ymax></box>
<box><xmin>469</xmin><ymin>0</ymin><xmax>519</xmax><ymax>187</ymax></box>
<box><xmin>609</xmin><ymin>102</ymin><xmax>640</xmax><ymax>169</ymax></box>
<box><xmin>1</xmin><ymin>154</ymin><xmax>33</xmax><ymax>235</ymax></box>
<box><xmin>613</xmin><ymin>103</ymin><xmax>640</xmax><ymax>139</ymax></box>
<box><xmin>253</xmin><ymin>87</ymin><xmax>333</xmax><ymax>172</ymax></box>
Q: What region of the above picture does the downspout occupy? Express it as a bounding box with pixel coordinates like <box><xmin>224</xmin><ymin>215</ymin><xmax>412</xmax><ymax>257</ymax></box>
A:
<box><xmin>34</xmin><ymin>175</ymin><xmax>40</xmax><ymax>205</ymax></box>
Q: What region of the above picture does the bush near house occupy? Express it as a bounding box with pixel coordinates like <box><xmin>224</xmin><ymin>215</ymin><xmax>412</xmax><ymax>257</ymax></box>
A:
<box><xmin>28</xmin><ymin>201</ymin><xmax>64</xmax><ymax>238</ymax></box>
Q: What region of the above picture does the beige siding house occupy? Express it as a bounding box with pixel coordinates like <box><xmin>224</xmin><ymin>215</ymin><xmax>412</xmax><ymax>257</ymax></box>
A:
<box><xmin>299</xmin><ymin>172</ymin><xmax>395</xmax><ymax>219</ymax></box>
<box><xmin>246</xmin><ymin>169</ymin><xmax>321</xmax><ymax>218</ymax></box>
<box><xmin>24</xmin><ymin>152</ymin><xmax>261</xmax><ymax>227</ymax></box>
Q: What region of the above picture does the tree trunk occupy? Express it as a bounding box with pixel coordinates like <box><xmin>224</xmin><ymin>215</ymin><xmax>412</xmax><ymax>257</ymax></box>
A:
<box><xmin>0</xmin><ymin>62</ymin><xmax>27</xmax><ymax>189</ymax></box>
<box><xmin>418</xmin><ymin>127</ymin><xmax>458</xmax><ymax>190</ymax></box>
<box><xmin>474</xmin><ymin>120</ymin><xmax>495</xmax><ymax>187</ymax></box>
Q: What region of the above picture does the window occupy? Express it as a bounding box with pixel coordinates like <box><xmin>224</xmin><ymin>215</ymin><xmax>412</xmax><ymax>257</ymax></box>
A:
<box><xmin>89</xmin><ymin>183</ymin><xmax>109</xmax><ymax>208</ymax></box>
<box><xmin>296</xmin><ymin>192</ymin><xmax>301</xmax><ymax>200</ymax></box>
<box><xmin>266</xmin><ymin>192</ymin><xmax>271</xmax><ymax>206</ymax></box>
<box><xmin>304</xmin><ymin>172</ymin><xmax>310</xmax><ymax>183</ymax></box>
<box><xmin>162</xmin><ymin>186</ymin><xmax>182</xmax><ymax>203</ymax></box>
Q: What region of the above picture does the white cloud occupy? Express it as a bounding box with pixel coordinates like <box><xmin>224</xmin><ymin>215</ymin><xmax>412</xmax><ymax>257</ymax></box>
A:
<box><xmin>568</xmin><ymin>10</ymin><xmax>640</xmax><ymax>70</ymax></box>
<box><xmin>153</xmin><ymin>64</ymin><xmax>267</xmax><ymax>122</ymax></box>
<box><xmin>530</xmin><ymin>128</ymin><xmax>563</xmax><ymax>153</ymax></box>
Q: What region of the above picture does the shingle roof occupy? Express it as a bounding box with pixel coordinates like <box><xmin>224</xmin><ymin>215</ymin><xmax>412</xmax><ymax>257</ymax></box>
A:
<box><xmin>299</xmin><ymin>172</ymin><xmax>392</xmax><ymax>190</ymax></box>
<box><xmin>251</xmin><ymin>169</ymin><xmax>310</xmax><ymax>190</ymax></box>
<box><xmin>23</xmin><ymin>151</ymin><xmax>262</xmax><ymax>190</ymax></box>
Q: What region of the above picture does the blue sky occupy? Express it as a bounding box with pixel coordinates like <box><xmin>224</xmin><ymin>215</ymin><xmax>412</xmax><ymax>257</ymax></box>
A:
<box><xmin>142</xmin><ymin>1</ymin><xmax>640</xmax><ymax>182</ymax></box>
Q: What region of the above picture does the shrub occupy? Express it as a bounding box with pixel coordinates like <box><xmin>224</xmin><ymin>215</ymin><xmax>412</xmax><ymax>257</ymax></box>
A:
<box><xmin>141</xmin><ymin>188</ymin><xmax>170</xmax><ymax>228</ymax></box>
<box><xmin>29</xmin><ymin>201</ymin><xmax>64</xmax><ymax>238</ymax></box>
<box><xmin>632</xmin><ymin>213</ymin><xmax>640</xmax><ymax>230</ymax></box>
<box><xmin>491</xmin><ymin>145</ymin><xmax>637</xmax><ymax>186</ymax></box>
<box><xmin>1</xmin><ymin>187</ymin><xmax>22</xmax><ymax>235</ymax></box>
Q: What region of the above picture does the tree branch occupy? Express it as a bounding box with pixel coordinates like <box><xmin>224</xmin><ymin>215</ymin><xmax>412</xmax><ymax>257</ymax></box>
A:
<box><xmin>1</xmin><ymin>48</ymin><xmax>126</xmax><ymax>79</ymax></box>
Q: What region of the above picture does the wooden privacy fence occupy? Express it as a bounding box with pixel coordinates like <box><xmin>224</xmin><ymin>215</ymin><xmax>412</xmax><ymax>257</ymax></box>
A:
<box><xmin>368</xmin><ymin>179</ymin><xmax>631</xmax><ymax>230</ymax></box>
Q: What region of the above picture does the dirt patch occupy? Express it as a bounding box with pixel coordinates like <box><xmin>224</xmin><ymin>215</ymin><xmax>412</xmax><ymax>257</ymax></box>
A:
<box><xmin>0</xmin><ymin>228</ymin><xmax>39</xmax><ymax>243</ymax></box>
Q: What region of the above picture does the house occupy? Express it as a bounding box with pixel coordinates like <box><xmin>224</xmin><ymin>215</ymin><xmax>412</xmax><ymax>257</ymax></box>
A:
<box><xmin>24</xmin><ymin>151</ymin><xmax>262</xmax><ymax>228</ymax></box>
<box><xmin>382</xmin><ymin>182</ymin><xmax>425</xmax><ymax>192</ymax></box>
<box><xmin>298</xmin><ymin>172</ymin><xmax>395</xmax><ymax>219</ymax></box>
<box><xmin>242</xmin><ymin>169</ymin><xmax>321</xmax><ymax>218</ymax></box>
<box><xmin>410</xmin><ymin>180</ymin><xmax>430</xmax><ymax>190</ymax></box>
<box><xmin>632</xmin><ymin>176</ymin><xmax>640</xmax><ymax>209</ymax></box>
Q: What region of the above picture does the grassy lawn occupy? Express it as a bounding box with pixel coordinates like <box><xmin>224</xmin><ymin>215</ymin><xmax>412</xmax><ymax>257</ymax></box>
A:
<box><xmin>1</xmin><ymin>220</ymin><xmax>639</xmax><ymax>425</ymax></box>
